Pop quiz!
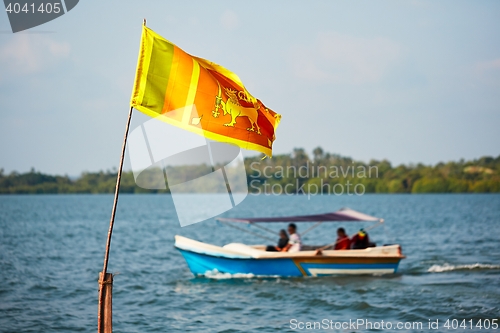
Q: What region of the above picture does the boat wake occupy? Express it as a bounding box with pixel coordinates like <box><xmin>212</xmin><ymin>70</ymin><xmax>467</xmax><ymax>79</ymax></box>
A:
<box><xmin>428</xmin><ymin>263</ymin><xmax>500</xmax><ymax>273</ymax></box>
<box><xmin>203</xmin><ymin>269</ymin><xmax>256</xmax><ymax>279</ymax></box>
<box><xmin>202</xmin><ymin>269</ymin><xmax>281</xmax><ymax>279</ymax></box>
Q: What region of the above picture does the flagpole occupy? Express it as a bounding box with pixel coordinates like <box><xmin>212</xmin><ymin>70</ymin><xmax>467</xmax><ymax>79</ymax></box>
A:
<box><xmin>97</xmin><ymin>19</ymin><xmax>145</xmax><ymax>333</ymax></box>
<box><xmin>97</xmin><ymin>105</ymin><xmax>134</xmax><ymax>333</ymax></box>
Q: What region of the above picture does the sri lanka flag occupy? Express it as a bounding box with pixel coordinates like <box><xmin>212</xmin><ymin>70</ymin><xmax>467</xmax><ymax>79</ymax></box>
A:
<box><xmin>130</xmin><ymin>25</ymin><xmax>281</xmax><ymax>156</ymax></box>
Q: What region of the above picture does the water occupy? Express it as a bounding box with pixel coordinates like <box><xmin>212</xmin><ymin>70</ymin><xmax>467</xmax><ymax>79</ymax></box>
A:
<box><xmin>0</xmin><ymin>194</ymin><xmax>499</xmax><ymax>332</ymax></box>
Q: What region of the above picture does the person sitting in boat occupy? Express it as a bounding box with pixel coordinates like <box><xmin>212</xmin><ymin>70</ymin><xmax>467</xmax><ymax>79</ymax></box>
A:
<box><xmin>334</xmin><ymin>227</ymin><xmax>350</xmax><ymax>250</ymax></box>
<box><xmin>350</xmin><ymin>229</ymin><xmax>370</xmax><ymax>249</ymax></box>
<box><xmin>314</xmin><ymin>227</ymin><xmax>350</xmax><ymax>255</ymax></box>
<box><xmin>281</xmin><ymin>223</ymin><xmax>302</xmax><ymax>252</ymax></box>
<box><xmin>266</xmin><ymin>229</ymin><xmax>289</xmax><ymax>252</ymax></box>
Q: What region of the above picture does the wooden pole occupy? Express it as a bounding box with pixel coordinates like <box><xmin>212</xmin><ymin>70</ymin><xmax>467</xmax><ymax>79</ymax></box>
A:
<box><xmin>98</xmin><ymin>106</ymin><xmax>134</xmax><ymax>333</ymax></box>
<box><xmin>99</xmin><ymin>272</ymin><xmax>114</xmax><ymax>333</ymax></box>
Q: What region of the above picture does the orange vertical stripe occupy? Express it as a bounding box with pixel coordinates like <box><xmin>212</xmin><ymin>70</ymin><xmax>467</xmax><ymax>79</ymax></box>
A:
<box><xmin>162</xmin><ymin>46</ymin><xmax>194</xmax><ymax>116</ymax></box>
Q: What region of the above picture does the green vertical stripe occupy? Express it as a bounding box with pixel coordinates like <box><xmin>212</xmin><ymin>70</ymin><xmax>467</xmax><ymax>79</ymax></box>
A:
<box><xmin>142</xmin><ymin>37</ymin><xmax>175</xmax><ymax>114</ymax></box>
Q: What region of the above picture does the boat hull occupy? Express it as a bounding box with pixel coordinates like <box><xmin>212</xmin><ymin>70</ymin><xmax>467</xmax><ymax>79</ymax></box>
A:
<box><xmin>175</xmin><ymin>236</ymin><xmax>404</xmax><ymax>277</ymax></box>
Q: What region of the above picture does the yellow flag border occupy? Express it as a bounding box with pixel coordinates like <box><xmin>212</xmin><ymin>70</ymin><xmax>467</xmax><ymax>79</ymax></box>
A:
<box><xmin>130</xmin><ymin>26</ymin><xmax>155</xmax><ymax>108</ymax></box>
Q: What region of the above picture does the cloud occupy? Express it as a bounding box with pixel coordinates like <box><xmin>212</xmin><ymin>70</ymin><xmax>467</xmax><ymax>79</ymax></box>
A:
<box><xmin>220</xmin><ymin>9</ymin><xmax>239</xmax><ymax>30</ymax></box>
<box><xmin>0</xmin><ymin>35</ymin><xmax>70</xmax><ymax>77</ymax></box>
<box><xmin>290</xmin><ymin>32</ymin><xmax>401</xmax><ymax>84</ymax></box>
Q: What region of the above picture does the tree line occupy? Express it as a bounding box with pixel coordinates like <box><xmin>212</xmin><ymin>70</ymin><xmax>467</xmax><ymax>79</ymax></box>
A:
<box><xmin>1</xmin><ymin>147</ymin><xmax>499</xmax><ymax>194</ymax></box>
<box><xmin>245</xmin><ymin>148</ymin><xmax>500</xmax><ymax>194</ymax></box>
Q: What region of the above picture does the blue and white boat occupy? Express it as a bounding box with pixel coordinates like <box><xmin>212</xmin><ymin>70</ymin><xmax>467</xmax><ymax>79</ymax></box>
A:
<box><xmin>175</xmin><ymin>208</ymin><xmax>405</xmax><ymax>277</ymax></box>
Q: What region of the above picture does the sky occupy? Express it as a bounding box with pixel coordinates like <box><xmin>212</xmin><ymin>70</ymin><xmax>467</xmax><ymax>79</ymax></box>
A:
<box><xmin>0</xmin><ymin>0</ymin><xmax>499</xmax><ymax>175</ymax></box>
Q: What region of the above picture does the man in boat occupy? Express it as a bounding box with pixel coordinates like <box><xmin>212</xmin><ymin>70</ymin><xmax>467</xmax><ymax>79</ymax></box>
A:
<box><xmin>266</xmin><ymin>229</ymin><xmax>289</xmax><ymax>251</ymax></box>
<box><xmin>334</xmin><ymin>227</ymin><xmax>350</xmax><ymax>250</ymax></box>
<box><xmin>314</xmin><ymin>227</ymin><xmax>350</xmax><ymax>255</ymax></box>
<box><xmin>280</xmin><ymin>223</ymin><xmax>302</xmax><ymax>252</ymax></box>
<box><xmin>350</xmin><ymin>229</ymin><xmax>370</xmax><ymax>249</ymax></box>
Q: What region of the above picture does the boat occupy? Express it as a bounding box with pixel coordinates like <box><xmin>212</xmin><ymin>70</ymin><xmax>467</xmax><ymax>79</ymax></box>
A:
<box><xmin>174</xmin><ymin>208</ymin><xmax>405</xmax><ymax>277</ymax></box>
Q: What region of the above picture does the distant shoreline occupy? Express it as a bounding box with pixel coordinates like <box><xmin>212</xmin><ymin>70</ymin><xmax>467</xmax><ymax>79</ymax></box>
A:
<box><xmin>1</xmin><ymin>148</ymin><xmax>499</xmax><ymax>194</ymax></box>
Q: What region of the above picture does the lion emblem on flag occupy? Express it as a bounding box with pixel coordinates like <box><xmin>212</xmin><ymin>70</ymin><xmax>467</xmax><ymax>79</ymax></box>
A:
<box><xmin>211</xmin><ymin>83</ymin><xmax>261</xmax><ymax>135</ymax></box>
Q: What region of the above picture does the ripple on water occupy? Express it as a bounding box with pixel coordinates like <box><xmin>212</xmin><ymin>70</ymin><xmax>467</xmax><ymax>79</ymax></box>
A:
<box><xmin>428</xmin><ymin>263</ymin><xmax>500</xmax><ymax>273</ymax></box>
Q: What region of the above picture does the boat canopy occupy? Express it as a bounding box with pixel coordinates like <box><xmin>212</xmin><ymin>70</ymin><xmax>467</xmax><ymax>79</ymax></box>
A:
<box><xmin>217</xmin><ymin>208</ymin><xmax>381</xmax><ymax>223</ymax></box>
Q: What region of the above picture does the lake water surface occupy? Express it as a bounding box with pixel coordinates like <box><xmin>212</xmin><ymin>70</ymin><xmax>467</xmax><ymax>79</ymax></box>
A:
<box><xmin>0</xmin><ymin>194</ymin><xmax>499</xmax><ymax>332</ymax></box>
